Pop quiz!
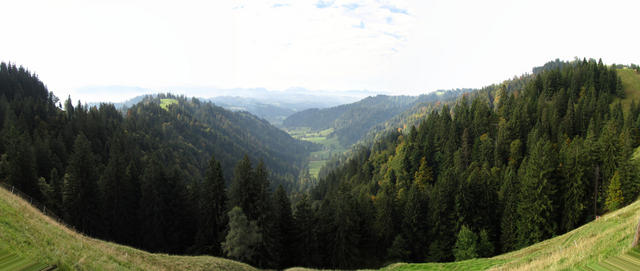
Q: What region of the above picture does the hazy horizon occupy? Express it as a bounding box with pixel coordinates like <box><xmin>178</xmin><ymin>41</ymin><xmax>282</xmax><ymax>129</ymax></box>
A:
<box><xmin>3</xmin><ymin>0</ymin><xmax>640</xmax><ymax>103</ymax></box>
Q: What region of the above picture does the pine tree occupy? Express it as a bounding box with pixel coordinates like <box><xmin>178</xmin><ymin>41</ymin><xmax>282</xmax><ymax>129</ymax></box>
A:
<box><xmin>293</xmin><ymin>194</ymin><xmax>318</xmax><ymax>266</ymax></box>
<box><xmin>0</xmin><ymin>126</ymin><xmax>39</xmax><ymax>199</ymax></box>
<box><xmin>99</xmin><ymin>132</ymin><xmax>139</xmax><ymax>244</ymax></box>
<box><xmin>271</xmin><ymin>185</ymin><xmax>294</xmax><ymax>269</ymax></box>
<box><xmin>194</xmin><ymin>155</ymin><xmax>227</xmax><ymax>256</ymax></box>
<box><xmin>62</xmin><ymin>133</ymin><xmax>100</xmax><ymax>235</ymax></box>
<box><xmin>516</xmin><ymin>140</ymin><xmax>558</xmax><ymax>247</ymax></box>
<box><xmin>477</xmin><ymin>229</ymin><xmax>494</xmax><ymax>257</ymax></box>
<box><xmin>223</xmin><ymin>206</ymin><xmax>262</xmax><ymax>264</ymax></box>
<box><xmin>374</xmin><ymin>182</ymin><xmax>398</xmax><ymax>257</ymax></box>
<box><xmin>402</xmin><ymin>183</ymin><xmax>429</xmax><ymax>261</ymax></box>
<box><xmin>453</xmin><ymin>225</ymin><xmax>478</xmax><ymax>261</ymax></box>
<box><xmin>414</xmin><ymin>156</ymin><xmax>434</xmax><ymax>189</ymax></box>
<box><xmin>387</xmin><ymin>235</ymin><xmax>410</xmax><ymax>261</ymax></box>
<box><xmin>561</xmin><ymin>137</ymin><xmax>589</xmax><ymax>231</ymax></box>
<box><xmin>228</xmin><ymin>155</ymin><xmax>253</xmax><ymax>215</ymax></box>
<box><xmin>138</xmin><ymin>155</ymin><xmax>168</xmax><ymax>252</ymax></box>
<box><xmin>332</xmin><ymin>184</ymin><xmax>360</xmax><ymax>268</ymax></box>
<box><xmin>500</xmin><ymin>164</ymin><xmax>519</xmax><ymax>252</ymax></box>
<box><xmin>605</xmin><ymin>171</ymin><xmax>624</xmax><ymax>211</ymax></box>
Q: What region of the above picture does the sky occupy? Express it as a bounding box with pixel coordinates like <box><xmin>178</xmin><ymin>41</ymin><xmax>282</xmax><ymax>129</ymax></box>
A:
<box><xmin>2</xmin><ymin>0</ymin><xmax>640</xmax><ymax>103</ymax></box>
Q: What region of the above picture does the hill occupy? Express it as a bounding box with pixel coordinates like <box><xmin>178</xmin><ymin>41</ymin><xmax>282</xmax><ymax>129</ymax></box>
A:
<box><xmin>381</xmin><ymin>197</ymin><xmax>640</xmax><ymax>270</ymax></box>
<box><xmin>0</xmin><ymin>184</ymin><xmax>257</xmax><ymax>271</ymax></box>
<box><xmin>283</xmin><ymin>90</ymin><xmax>471</xmax><ymax>147</ymax></box>
<box><xmin>0</xmin><ymin>62</ymin><xmax>316</xmax><ymax>260</ymax></box>
<box><xmin>300</xmin><ymin>59</ymin><xmax>640</xmax><ymax>269</ymax></box>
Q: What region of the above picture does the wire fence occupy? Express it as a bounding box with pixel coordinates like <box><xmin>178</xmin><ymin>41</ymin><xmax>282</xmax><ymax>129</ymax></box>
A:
<box><xmin>0</xmin><ymin>181</ymin><xmax>76</xmax><ymax>233</ymax></box>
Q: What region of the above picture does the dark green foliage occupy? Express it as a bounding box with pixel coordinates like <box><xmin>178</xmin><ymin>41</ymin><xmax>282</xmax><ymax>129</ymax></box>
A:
<box><xmin>223</xmin><ymin>207</ymin><xmax>262</xmax><ymax>263</ymax></box>
<box><xmin>402</xmin><ymin>184</ymin><xmax>430</xmax><ymax>261</ymax></box>
<box><xmin>605</xmin><ymin>171</ymin><xmax>624</xmax><ymax>211</ymax></box>
<box><xmin>453</xmin><ymin>225</ymin><xmax>478</xmax><ymax>261</ymax></box>
<box><xmin>193</xmin><ymin>155</ymin><xmax>227</xmax><ymax>256</ymax></box>
<box><xmin>138</xmin><ymin>156</ymin><xmax>169</xmax><ymax>251</ymax></box>
<box><xmin>0</xmin><ymin>126</ymin><xmax>39</xmax><ymax>199</ymax></box>
<box><xmin>387</xmin><ymin>235</ymin><xmax>410</xmax><ymax>261</ymax></box>
<box><xmin>516</xmin><ymin>140</ymin><xmax>558</xmax><ymax>247</ymax></box>
<box><xmin>308</xmin><ymin>58</ymin><xmax>635</xmax><ymax>267</ymax></box>
<box><xmin>477</xmin><ymin>229</ymin><xmax>494</xmax><ymax>257</ymax></box>
<box><xmin>284</xmin><ymin>91</ymin><xmax>470</xmax><ymax>146</ymax></box>
<box><xmin>1</xmin><ymin>59</ymin><xmax>639</xmax><ymax>270</ymax></box>
<box><xmin>293</xmin><ymin>195</ymin><xmax>318</xmax><ymax>266</ymax></box>
<box><xmin>63</xmin><ymin>133</ymin><xmax>100</xmax><ymax>235</ymax></box>
<box><xmin>228</xmin><ymin>155</ymin><xmax>254</xmax><ymax>216</ymax></box>
<box><xmin>99</xmin><ymin>132</ymin><xmax>140</xmax><ymax>245</ymax></box>
<box><xmin>270</xmin><ymin>185</ymin><xmax>295</xmax><ymax>269</ymax></box>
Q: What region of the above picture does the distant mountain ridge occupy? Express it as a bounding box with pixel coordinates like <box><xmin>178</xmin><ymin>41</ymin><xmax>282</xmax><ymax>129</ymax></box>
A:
<box><xmin>86</xmin><ymin>86</ymin><xmax>376</xmax><ymax>125</ymax></box>
<box><xmin>283</xmin><ymin>89</ymin><xmax>474</xmax><ymax>146</ymax></box>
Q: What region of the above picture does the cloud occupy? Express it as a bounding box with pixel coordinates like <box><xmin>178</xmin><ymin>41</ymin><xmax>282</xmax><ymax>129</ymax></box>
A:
<box><xmin>381</xmin><ymin>4</ymin><xmax>408</xmax><ymax>15</ymax></box>
<box><xmin>272</xmin><ymin>3</ymin><xmax>290</xmax><ymax>8</ymax></box>
<box><xmin>316</xmin><ymin>0</ymin><xmax>334</xmax><ymax>8</ymax></box>
<box><xmin>343</xmin><ymin>3</ymin><xmax>360</xmax><ymax>10</ymax></box>
<box><xmin>353</xmin><ymin>20</ymin><xmax>365</xmax><ymax>29</ymax></box>
<box><xmin>383</xmin><ymin>32</ymin><xmax>403</xmax><ymax>40</ymax></box>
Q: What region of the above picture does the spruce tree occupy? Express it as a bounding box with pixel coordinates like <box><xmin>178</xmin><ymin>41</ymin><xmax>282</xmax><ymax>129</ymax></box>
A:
<box><xmin>271</xmin><ymin>185</ymin><xmax>294</xmax><ymax>269</ymax></box>
<box><xmin>223</xmin><ymin>206</ymin><xmax>262</xmax><ymax>264</ymax></box>
<box><xmin>228</xmin><ymin>155</ymin><xmax>253</xmax><ymax>215</ymax></box>
<box><xmin>453</xmin><ymin>225</ymin><xmax>478</xmax><ymax>261</ymax></box>
<box><xmin>138</xmin><ymin>156</ymin><xmax>168</xmax><ymax>252</ymax></box>
<box><xmin>516</xmin><ymin>140</ymin><xmax>557</xmax><ymax>247</ymax></box>
<box><xmin>293</xmin><ymin>194</ymin><xmax>317</xmax><ymax>266</ymax></box>
<box><xmin>62</xmin><ymin>133</ymin><xmax>100</xmax><ymax>235</ymax></box>
<box><xmin>194</xmin><ymin>155</ymin><xmax>227</xmax><ymax>256</ymax></box>
<box><xmin>605</xmin><ymin>171</ymin><xmax>624</xmax><ymax>211</ymax></box>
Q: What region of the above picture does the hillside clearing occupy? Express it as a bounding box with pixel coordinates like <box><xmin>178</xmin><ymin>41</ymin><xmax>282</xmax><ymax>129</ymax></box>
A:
<box><xmin>616</xmin><ymin>69</ymin><xmax>640</xmax><ymax>111</ymax></box>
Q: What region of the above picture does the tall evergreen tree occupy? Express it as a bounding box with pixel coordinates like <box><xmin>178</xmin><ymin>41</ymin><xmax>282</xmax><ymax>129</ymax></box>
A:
<box><xmin>293</xmin><ymin>194</ymin><xmax>318</xmax><ymax>267</ymax></box>
<box><xmin>62</xmin><ymin>133</ymin><xmax>100</xmax><ymax>235</ymax></box>
<box><xmin>99</xmin><ymin>132</ymin><xmax>139</xmax><ymax>244</ymax></box>
<box><xmin>223</xmin><ymin>206</ymin><xmax>262</xmax><ymax>264</ymax></box>
<box><xmin>138</xmin><ymin>155</ymin><xmax>168</xmax><ymax>252</ymax></box>
<box><xmin>194</xmin><ymin>155</ymin><xmax>227</xmax><ymax>256</ymax></box>
<box><xmin>228</xmin><ymin>155</ymin><xmax>254</xmax><ymax>214</ymax></box>
<box><xmin>453</xmin><ymin>225</ymin><xmax>478</xmax><ymax>261</ymax></box>
<box><xmin>271</xmin><ymin>185</ymin><xmax>295</xmax><ymax>269</ymax></box>
<box><xmin>516</xmin><ymin>140</ymin><xmax>558</xmax><ymax>247</ymax></box>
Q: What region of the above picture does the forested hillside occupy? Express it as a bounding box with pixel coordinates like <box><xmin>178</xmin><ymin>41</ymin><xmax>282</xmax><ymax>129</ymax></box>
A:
<box><xmin>3</xmin><ymin>59</ymin><xmax>640</xmax><ymax>271</ymax></box>
<box><xmin>0</xmin><ymin>62</ymin><xmax>314</xmax><ymax>257</ymax></box>
<box><xmin>283</xmin><ymin>91</ymin><xmax>469</xmax><ymax>146</ymax></box>
<box><xmin>300</xmin><ymin>59</ymin><xmax>640</xmax><ymax>268</ymax></box>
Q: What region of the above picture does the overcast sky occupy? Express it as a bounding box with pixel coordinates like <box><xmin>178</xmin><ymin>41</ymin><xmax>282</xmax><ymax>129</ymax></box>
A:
<box><xmin>2</xmin><ymin>0</ymin><xmax>640</xmax><ymax>102</ymax></box>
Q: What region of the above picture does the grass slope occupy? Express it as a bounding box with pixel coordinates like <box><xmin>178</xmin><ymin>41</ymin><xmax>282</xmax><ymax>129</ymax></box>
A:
<box><xmin>383</xmin><ymin>199</ymin><xmax>640</xmax><ymax>271</ymax></box>
<box><xmin>0</xmin><ymin>248</ymin><xmax>49</xmax><ymax>271</ymax></box>
<box><xmin>616</xmin><ymin>69</ymin><xmax>640</xmax><ymax>111</ymax></box>
<box><xmin>0</xmin><ymin>185</ymin><xmax>257</xmax><ymax>271</ymax></box>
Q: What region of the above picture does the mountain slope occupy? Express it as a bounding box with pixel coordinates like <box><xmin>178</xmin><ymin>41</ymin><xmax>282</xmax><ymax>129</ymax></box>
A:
<box><xmin>0</xmin><ymin>184</ymin><xmax>257</xmax><ymax>271</ymax></box>
<box><xmin>383</xmin><ymin>198</ymin><xmax>640</xmax><ymax>270</ymax></box>
<box><xmin>283</xmin><ymin>90</ymin><xmax>470</xmax><ymax>146</ymax></box>
<box><xmin>301</xmin><ymin>59</ymin><xmax>638</xmax><ymax>268</ymax></box>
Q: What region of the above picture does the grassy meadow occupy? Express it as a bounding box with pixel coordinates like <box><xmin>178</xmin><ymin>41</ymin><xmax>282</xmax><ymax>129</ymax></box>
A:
<box><xmin>616</xmin><ymin>68</ymin><xmax>640</xmax><ymax>111</ymax></box>
<box><xmin>0</xmin><ymin>185</ymin><xmax>256</xmax><ymax>271</ymax></box>
<box><xmin>287</xmin><ymin>127</ymin><xmax>348</xmax><ymax>178</ymax></box>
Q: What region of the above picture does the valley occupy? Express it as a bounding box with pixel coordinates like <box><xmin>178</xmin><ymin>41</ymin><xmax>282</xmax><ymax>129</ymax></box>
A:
<box><xmin>3</xmin><ymin>56</ymin><xmax>640</xmax><ymax>271</ymax></box>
